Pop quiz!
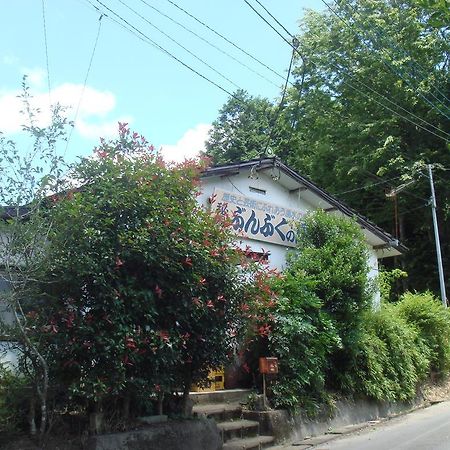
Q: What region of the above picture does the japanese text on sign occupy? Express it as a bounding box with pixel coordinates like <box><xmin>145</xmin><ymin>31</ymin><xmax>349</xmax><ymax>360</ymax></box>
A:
<box><xmin>211</xmin><ymin>189</ymin><xmax>304</xmax><ymax>247</ymax></box>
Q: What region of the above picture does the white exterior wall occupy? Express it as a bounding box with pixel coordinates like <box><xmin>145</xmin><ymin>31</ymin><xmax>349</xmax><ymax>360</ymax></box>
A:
<box><xmin>199</xmin><ymin>171</ymin><xmax>314</xmax><ymax>271</ymax></box>
<box><xmin>199</xmin><ymin>172</ymin><xmax>383</xmax><ymax>306</ymax></box>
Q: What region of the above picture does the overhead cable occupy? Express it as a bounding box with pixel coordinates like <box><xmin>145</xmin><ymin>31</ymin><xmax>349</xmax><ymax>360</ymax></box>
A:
<box><xmin>334</xmin><ymin>175</ymin><xmax>403</xmax><ymax>196</ymax></box>
<box><xmin>342</xmin><ymin>0</ymin><xmax>450</xmax><ymax>113</ymax></box>
<box><xmin>320</xmin><ymin>0</ymin><xmax>450</xmax><ymax>120</ymax></box>
<box><xmin>116</xmin><ymin>0</ymin><xmax>241</xmax><ymax>90</ymax></box>
<box><xmin>86</xmin><ymin>0</ymin><xmax>237</xmax><ymax>99</ymax></box>
<box><xmin>164</xmin><ymin>0</ymin><xmax>288</xmax><ymax>82</ymax></box>
<box><xmin>261</xmin><ymin>39</ymin><xmax>297</xmax><ymax>156</ymax></box>
<box><xmin>64</xmin><ymin>14</ymin><xmax>103</xmax><ymax>157</ymax></box>
<box><xmin>137</xmin><ymin>0</ymin><xmax>280</xmax><ymax>88</ymax></box>
<box><xmin>41</xmin><ymin>0</ymin><xmax>52</xmax><ymax>104</ymax></box>
<box><xmin>244</xmin><ymin>0</ymin><xmax>449</xmax><ymax>143</ymax></box>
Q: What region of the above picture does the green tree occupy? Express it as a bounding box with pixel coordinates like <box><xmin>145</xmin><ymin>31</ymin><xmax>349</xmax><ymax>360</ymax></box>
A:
<box><xmin>287</xmin><ymin>211</ymin><xmax>373</xmax><ymax>391</ymax></box>
<box><xmin>208</xmin><ymin>0</ymin><xmax>449</xmax><ymax>295</ymax></box>
<box><xmin>268</xmin><ymin>273</ymin><xmax>340</xmax><ymax>412</ymax></box>
<box><xmin>413</xmin><ymin>0</ymin><xmax>450</xmax><ymax>28</ymax></box>
<box><xmin>205</xmin><ymin>89</ymin><xmax>275</xmax><ymax>164</ymax></box>
<box><xmin>31</xmin><ymin>124</ymin><xmax>275</xmax><ymax>421</ymax></box>
<box><xmin>0</xmin><ymin>78</ymin><xmax>70</xmax><ymax>437</ymax></box>
<box><xmin>283</xmin><ymin>0</ymin><xmax>450</xmax><ymax>294</ymax></box>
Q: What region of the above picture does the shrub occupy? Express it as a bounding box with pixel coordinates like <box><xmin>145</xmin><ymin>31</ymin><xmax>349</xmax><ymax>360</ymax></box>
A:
<box><xmin>378</xmin><ymin>268</ymin><xmax>408</xmax><ymax>302</ymax></box>
<box><xmin>287</xmin><ymin>211</ymin><xmax>373</xmax><ymax>391</ymax></box>
<box><xmin>268</xmin><ymin>273</ymin><xmax>340</xmax><ymax>411</ymax></box>
<box><xmin>289</xmin><ymin>210</ymin><xmax>373</xmax><ymax>325</ymax></box>
<box><xmin>354</xmin><ymin>306</ymin><xmax>430</xmax><ymax>402</ymax></box>
<box><xmin>396</xmin><ymin>291</ymin><xmax>450</xmax><ymax>376</ymax></box>
<box><xmin>29</xmin><ymin>125</ymin><xmax>276</xmax><ymax>419</ymax></box>
<box><xmin>0</xmin><ymin>365</ymin><xmax>29</xmax><ymax>434</ymax></box>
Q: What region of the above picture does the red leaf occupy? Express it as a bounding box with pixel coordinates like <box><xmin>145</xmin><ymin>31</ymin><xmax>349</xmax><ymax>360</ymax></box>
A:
<box><xmin>183</xmin><ymin>257</ymin><xmax>193</xmax><ymax>267</ymax></box>
<box><xmin>115</xmin><ymin>256</ymin><xmax>124</xmax><ymax>268</ymax></box>
<box><xmin>154</xmin><ymin>285</ymin><xmax>163</xmax><ymax>299</ymax></box>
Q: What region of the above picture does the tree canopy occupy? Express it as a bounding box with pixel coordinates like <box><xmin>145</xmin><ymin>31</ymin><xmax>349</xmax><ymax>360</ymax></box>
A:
<box><xmin>28</xmin><ymin>124</ymin><xmax>275</xmax><ymax>418</ymax></box>
<box><xmin>206</xmin><ymin>0</ymin><xmax>450</xmax><ymax>295</ymax></box>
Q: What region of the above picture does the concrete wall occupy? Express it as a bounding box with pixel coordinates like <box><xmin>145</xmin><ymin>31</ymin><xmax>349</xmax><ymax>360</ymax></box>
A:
<box><xmin>244</xmin><ymin>396</ymin><xmax>425</xmax><ymax>444</ymax></box>
<box><xmin>87</xmin><ymin>418</ymin><xmax>221</xmax><ymax>450</ymax></box>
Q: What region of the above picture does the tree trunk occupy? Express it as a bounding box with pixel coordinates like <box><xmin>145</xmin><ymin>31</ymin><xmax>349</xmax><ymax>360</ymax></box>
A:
<box><xmin>122</xmin><ymin>395</ymin><xmax>130</xmax><ymax>421</ymax></box>
<box><xmin>36</xmin><ymin>364</ymin><xmax>49</xmax><ymax>440</ymax></box>
<box><xmin>12</xmin><ymin>306</ymin><xmax>49</xmax><ymax>437</ymax></box>
<box><xmin>28</xmin><ymin>395</ymin><xmax>36</xmax><ymax>436</ymax></box>
<box><xmin>89</xmin><ymin>401</ymin><xmax>103</xmax><ymax>435</ymax></box>
<box><xmin>181</xmin><ymin>365</ymin><xmax>193</xmax><ymax>417</ymax></box>
<box><xmin>157</xmin><ymin>392</ymin><xmax>164</xmax><ymax>416</ymax></box>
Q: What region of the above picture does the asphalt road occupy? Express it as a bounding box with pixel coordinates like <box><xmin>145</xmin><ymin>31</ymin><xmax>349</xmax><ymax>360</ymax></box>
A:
<box><xmin>316</xmin><ymin>401</ymin><xmax>450</xmax><ymax>450</ymax></box>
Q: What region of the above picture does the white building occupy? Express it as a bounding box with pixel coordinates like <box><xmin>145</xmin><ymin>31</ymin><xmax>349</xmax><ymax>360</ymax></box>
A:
<box><xmin>0</xmin><ymin>157</ymin><xmax>404</xmax><ymax>367</ymax></box>
<box><xmin>199</xmin><ymin>157</ymin><xmax>405</xmax><ymax>306</ymax></box>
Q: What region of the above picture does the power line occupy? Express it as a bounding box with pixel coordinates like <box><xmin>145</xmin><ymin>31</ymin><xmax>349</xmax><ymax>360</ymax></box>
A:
<box><xmin>41</xmin><ymin>0</ymin><xmax>51</xmax><ymax>105</ymax></box>
<box><xmin>116</xmin><ymin>0</ymin><xmax>241</xmax><ymax>91</ymax></box>
<box><xmin>244</xmin><ymin>0</ymin><xmax>450</xmax><ymax>143</ymax></box>
<box><xmin>86</xmin><ymin>0</ymin><xmax>237</xmax><ymax>100</ymax></box>
<box><xmin>243</xmin><ymin>0</ymin><xmax>295</xmax><ymax>50</ymax></box>
<box><xmin>244</xmin><ymin>1</ymin><xmax>449</xmax><ymax>194</ymax></box>
<box><xmin>252</xmin><ymin>0</ymin><xmax>295</xmax><ymax>39</ymax></box>
<box><xmin>334</xmin><ymin>175</ymin><xmax>403</xmax><ymax>196</ymax></box>
<box><xmin>64</xmin><ymin>14</ymin><xmax>103</xmax><ymax>157</ymax></box>
<box><xmin>262</xmin><ymin>40</ymin><xmax>297</xmax><ymax>156</ymax></box>
<box><xmin>164</xmin><ymin>0</ymin><xmax>288</xmax><ymax>83</ymax></box>
<box><xmin>137</xmin><ymin>0</ymin><xmax>280</xmax><ymax>88</ymax></box>
<box><xmin>320</xmin><ymin>0</ymin><xmax>450</xmax><ymax>121</ymax></box>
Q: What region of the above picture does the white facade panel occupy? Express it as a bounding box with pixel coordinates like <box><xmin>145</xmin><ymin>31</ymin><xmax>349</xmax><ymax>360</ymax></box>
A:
<box><xmin>199</xmin><ymin>171</ymin><xmax>315</xmax><ymax>271</ymax></box>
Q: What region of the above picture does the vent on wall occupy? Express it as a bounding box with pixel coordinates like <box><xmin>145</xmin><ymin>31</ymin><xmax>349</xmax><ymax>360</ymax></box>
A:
<box><xmin>249</xmin><ymin>186</ymin><xmax>266</xmax><ymax>195</ymax></box>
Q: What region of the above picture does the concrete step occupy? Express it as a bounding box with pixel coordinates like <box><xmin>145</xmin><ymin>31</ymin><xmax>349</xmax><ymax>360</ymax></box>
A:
<box><xmin>265</xmin><ymin>446</ymin><xmax>311</xmax><ymax>450</ymax></box>
<box><xmin>190</xmin><ymin>388</ymin><xmax>253</xmax><ymax>406</ymax></box>
<box><xmin>223</xmin><ymin>435</ymin><xmax>275</xmax><ymax>450</ymax></box>
<box><xmin>193</xmin><ymin>402</ymin><xmax>242</xmax><ymax>422</ymax></box>
<box><xmin>217</xmin><ymin>419</ymin><xmax>260</xmax><ymax>441</ymax></box>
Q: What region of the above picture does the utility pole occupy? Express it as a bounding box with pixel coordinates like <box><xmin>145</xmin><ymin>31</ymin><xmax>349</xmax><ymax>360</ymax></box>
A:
<box><xmin>386</xmin><ymin>166</ymin><xmax>447</xmax><ymax>306</ymax></box>
<box><xmin>428</xmin><ymin>164</ymin><xmax>447</xmax><ymax>307</ymax></box>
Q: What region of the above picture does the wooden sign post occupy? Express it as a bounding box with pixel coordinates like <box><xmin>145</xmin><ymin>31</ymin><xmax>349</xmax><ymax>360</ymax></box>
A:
<box><xmin>259</xmin><ymin>357</ymin><xmax>279</xmax><ymax>408</ymax></box>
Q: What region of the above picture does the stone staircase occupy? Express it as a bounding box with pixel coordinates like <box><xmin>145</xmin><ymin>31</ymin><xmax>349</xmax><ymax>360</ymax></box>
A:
<box><xmin>191</xmin><ymin>389</ymin><xmax>276</xmax><ymax>450</ymax></box>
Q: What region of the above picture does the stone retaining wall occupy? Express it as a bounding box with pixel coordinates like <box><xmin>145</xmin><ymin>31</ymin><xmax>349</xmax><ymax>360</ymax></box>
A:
<box><xmin>244</xmin><ymin>396</ymin><xmax>426</xmax><ymax>444</ymax></box>
<box><xmin>87</xmin><ymin>418</ymin><xmax>221</xmax><ymax>450</ymax></box>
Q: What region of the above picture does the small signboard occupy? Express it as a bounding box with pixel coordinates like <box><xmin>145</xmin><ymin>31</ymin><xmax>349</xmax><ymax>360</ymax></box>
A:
<box><xmin>259</xmin><ymin>357</ymin><xmax>279</xmax><ymax>374</ymax></box>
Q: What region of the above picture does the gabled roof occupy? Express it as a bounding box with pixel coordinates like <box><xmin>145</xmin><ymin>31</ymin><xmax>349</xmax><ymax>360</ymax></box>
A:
<box><xmin>202</xmin><ymin>157</ymin><xmax>406</xmax><ymax>258</ymax></box>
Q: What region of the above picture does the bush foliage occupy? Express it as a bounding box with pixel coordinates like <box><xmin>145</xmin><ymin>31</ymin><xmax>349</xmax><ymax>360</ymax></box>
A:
<box><xmin>396</xmin><ymin>291</ymin><xmax>450</xmax><ymax>376</ymax></box>
<box><xmin>267</xmin><ymin>211</ymin><xmax>450</xmax><ymax>410</ymax></box>
<box><xmin>268</xmin><ymin>211</ymin><xmax>371</xmax><ymax>409</ymax></box>
<box><xmin>269</xmin><ymin>273</ymin><xmax>340</xmax><ymax>411</ymax></box>
<box><xmin>354</xmin><ymin>306</ymin><xmax>430</xmax><ymax>401</ymax></box>
<box><xmin>25</xmin><ymin>124</ymin><xmax>276</xmax><ymax>419</ymax></box>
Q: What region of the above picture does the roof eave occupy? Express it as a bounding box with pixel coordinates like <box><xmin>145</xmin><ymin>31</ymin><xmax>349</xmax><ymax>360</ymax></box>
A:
<box><xmin>201</xmin><ymin>158</ymin><xmax>406</xmax><ymax>256</ymax></box>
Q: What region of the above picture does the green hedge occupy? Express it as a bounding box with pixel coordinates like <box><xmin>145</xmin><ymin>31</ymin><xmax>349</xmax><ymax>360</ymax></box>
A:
<box><xmin>396</xmin><ymin>292</ymin><xmax>450</xmax><ymax>376</ymax></box>
<box><xmin>354</xmin><ymin>305</ymin><xmax>430</xmax><ymax>401</ymax></box>
<box><xmin>269</xmin><ymin>273</ymin><xmax>340</xmax><ymax>411</ymax></box>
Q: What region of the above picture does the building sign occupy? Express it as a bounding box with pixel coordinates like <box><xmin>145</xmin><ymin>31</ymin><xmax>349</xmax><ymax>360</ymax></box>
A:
<box><xmin>211</xmin><ymin>189</ymin><xmax>303</xmax><ymax>247</ymax></box>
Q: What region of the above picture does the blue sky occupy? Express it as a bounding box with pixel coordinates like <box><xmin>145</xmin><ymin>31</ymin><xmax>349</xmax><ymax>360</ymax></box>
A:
<box><xmin>1</xmin><ymin>0</ymin><xmax>323</xmax><ymax>163</ymax></box>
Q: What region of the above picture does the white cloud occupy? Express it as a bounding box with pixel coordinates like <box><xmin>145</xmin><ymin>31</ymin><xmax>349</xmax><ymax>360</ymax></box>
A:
<box><xmin>22</xmin><ymin>67</ymin><xmax>46</xmax><ymax>89</ymax></box>
<box><xmin>76</xmin><ymin>116</ymin><xmax>133</xmax><ymax>140</ymax></box>
<box><xmin>0</xmin><ymin>78</ymin><xmax>128</xmax><ymax>141</ymax></box>
<box><xmin>52</xmin><ymin>83</ymin><xmax>116</xmax><ymax>117</ymax></box>
<box><xmin>161</xmin><ymin>123</ymin><xmax>211</xmax><ymax>163</ymax></box>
